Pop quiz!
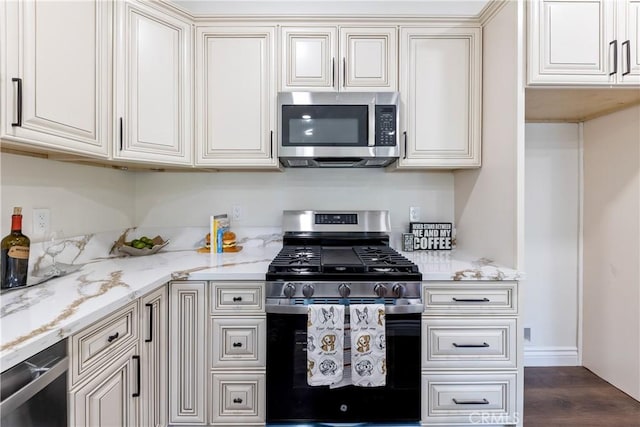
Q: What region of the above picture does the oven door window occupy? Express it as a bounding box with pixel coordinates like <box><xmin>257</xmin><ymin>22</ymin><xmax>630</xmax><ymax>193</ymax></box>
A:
<box><xmin>281</xmin><ymin>105</ymin><xmax>368</xmax><ymax>146</ymax></box>
<box><xmin>266</xmin><ymin>312</ymin><xmax>420</xmax><ymax>423</ymax></box>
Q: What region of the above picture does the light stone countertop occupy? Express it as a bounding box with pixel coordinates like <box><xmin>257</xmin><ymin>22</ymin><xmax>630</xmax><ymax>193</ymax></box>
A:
<box><xmin>0</xmin><ymin>226</ymin><xmax>521</xmax><ymax>371</ymax></box>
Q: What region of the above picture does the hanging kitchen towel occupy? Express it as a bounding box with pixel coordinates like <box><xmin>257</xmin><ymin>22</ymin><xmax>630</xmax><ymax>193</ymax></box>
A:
<box><xmin>350</xmin><ymin>304</ymin><xmax>386</xmax><ymax>387</ymax></box>
<box><xmin>307</xmin><ymin>304</ymin><xmax>344</xmax><ymax>386</ymax></box>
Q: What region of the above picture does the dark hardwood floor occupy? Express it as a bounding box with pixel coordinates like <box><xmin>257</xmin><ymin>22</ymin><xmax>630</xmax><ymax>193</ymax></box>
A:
<box><xmin>524</xmin><ymin>367</ymin><xmax>640</xmax><ymax>426</ymax></box>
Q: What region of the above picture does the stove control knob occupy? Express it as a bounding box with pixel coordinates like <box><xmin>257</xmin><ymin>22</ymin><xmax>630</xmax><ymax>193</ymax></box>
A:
<box><xmin>392</xmin><ymin>283</ymin><xmax>406</xmax><ymax>298</ymax></box>
<box><xmin>338</xmin><ymin>283</ymin><xmax>351</xmax><ymax>298</ymax></box>
<box><xmin>373</xmin><ymin>283</ymin><xmax>388</xmax><ymax>298</ymax></box>
<box><xmin>283</xmin><ymin>283</ymin><xmax>296</xmax><ymax>298</ymax></box>
<box><xmin>302</xmin><ymin>284</ymin><xmax>315</xmax><ymax>298</ymax></box>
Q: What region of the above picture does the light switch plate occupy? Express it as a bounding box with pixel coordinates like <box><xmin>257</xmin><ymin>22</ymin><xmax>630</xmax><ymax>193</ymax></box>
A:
<box><xmin>409</xmin><ymin>206</ymin><xmax>421</xmax><ymax>222</ymax></box>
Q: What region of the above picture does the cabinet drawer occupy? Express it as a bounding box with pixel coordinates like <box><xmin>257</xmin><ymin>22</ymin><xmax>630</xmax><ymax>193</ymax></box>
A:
<box><xmin>422</xmin><ymin>319</ymin><xmax>516</xmax><ymax>369</ymax></box>
<box><xmin>423</xmin><ymin>282</ymin><xmax>517</xmax><ymax>315</ymax></box>
<box><xmin>210</xmin><ymin>373</ymin><xmax>265</xmax><ymax>424</ymax></box>
<box><xmin>422</xmin><ymin>372</ymin><xmax>517</xmax><ymax>425</ymax></box>
<box><xmin>210</xmin><ymin>317</ymin><xmax>266</xmax><ymax>369</ymax></box>
<box><xmin>210</xmin><ymin>282</ymin><xmax>264</xmax><ymax>314</ymax></box>
<box><xmin>71</xmin><ymin>301</ymin><xmax>138</xmax><ymax>386</ymax></box>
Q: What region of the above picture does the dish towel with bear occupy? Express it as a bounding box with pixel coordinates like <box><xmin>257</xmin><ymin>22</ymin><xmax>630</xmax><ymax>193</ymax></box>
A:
<box><xmin>307</xmin><ymin>304</ymin><xmax>345</xmax><ymax>386</ymax></box>
<box><xmin>307</xmin><ymin>304</ymin><xmax>385</xmax><ymax>387</ymax></box>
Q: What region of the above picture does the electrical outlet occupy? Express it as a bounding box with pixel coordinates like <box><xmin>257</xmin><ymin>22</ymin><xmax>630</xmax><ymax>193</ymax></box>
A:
<box><xmin>232</xmin><ymin>205</ymin><xmax>242</xmax><ymax>222</ymax></box>
<box><xmin>32</xmin><ymin>208</ymin><xmax>50</xmax><ymax>237</ymax></box>
<box><xmin>409</xmin><ymin>206</ymin><xmax>421</xmax><ymax>222</ymax></box>
<box><xmin>524</xmin><ymin>327</ymin><xmax>532</xmax><ymax>343</ymax></box>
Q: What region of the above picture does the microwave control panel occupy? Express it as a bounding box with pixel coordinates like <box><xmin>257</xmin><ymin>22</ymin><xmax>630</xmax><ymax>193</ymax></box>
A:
<box><xmin>375</xmin><ymin>105</ymin><xmax>397</xmax><ymax>146</ymax></box>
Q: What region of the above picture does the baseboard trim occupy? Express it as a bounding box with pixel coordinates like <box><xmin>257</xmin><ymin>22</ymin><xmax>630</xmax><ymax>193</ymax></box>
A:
<box><xmin>524</xmin><ymin>346</ymin><xmax>579</xmax><ymax>367</ymax></box>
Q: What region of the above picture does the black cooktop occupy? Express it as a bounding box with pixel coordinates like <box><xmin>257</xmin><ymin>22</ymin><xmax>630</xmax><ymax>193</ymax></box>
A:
<box><xmin>266</xmin><ymin>245</ymin><xmax>421</xmax><ymax>281</ymax></box>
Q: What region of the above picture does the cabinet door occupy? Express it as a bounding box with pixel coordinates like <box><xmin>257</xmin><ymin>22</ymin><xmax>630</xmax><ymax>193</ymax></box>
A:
<box><xmin>71</xmin><ymin>345</ymin><xmax>139</xmax><ymax>427</ymax></box>
<box><xmin>1</xmin><ymin>0</ymin><xmax>110</xmax><ymax>156</ymax></box>
<box><xmin>195</xmin><ymin>26</ymin><xmax>277</xmax><ymax>168</ymax></box>
<box><xmin>618</xmin><ymin>0</ymin><xmax>640</xmax><ymax>84</ymax></box>
<box><xmin>340</xmin><ymin>27</ymin><xmax>397</xmax><ymax>91</ymax></box>
<box><xmin>169</xmin><ymin>281</ymin><xmax>207</xmax><ymax>424</ymax></box>
<box><xmin>281</xmin><ymin>27</ymin><xmax>337</xmax><ymax>91</ymax></box>
<box><xmin>114</xmin><ymin>1</ymin><xmax>193</xmax><ymax>165</ymax></box>
<box><xmin>528</xmin><ymin>0</ymin><xmax>616</xmax><ymax>85</ymax></box>
<box><xmin>140</xmin><ymin>285</ymin><xmax>167</xmax><ymax>427</ymax></box>
<box><xmin>398</xmin><ymin>27</ymin><xmax>481</xmax><ymax>169</ymax></box>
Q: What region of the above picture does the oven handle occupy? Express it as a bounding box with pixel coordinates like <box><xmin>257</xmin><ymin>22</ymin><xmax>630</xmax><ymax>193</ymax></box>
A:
<box><xmin>265</xmin><ymin>302</ymin><xmax>424</xmax><ymax>314</ymax></box>
<box><xmin>0</xmin><ymin>356</ymin><xmax>68</xmax><ymax>415</ymax></box>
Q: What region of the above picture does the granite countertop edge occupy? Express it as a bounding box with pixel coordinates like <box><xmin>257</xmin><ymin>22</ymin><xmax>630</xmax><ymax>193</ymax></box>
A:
<box><xmin>1</xmin><ymin>228</ymin><xmax>522</xmax><ymax>372</ymax></box>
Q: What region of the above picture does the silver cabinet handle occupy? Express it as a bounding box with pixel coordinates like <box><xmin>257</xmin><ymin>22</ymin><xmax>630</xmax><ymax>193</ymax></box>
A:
<box><xmin>331</xmin><ymin>57</ymin><xmax>335</xmax><ymax>88</ymax></box>
<box><xmin>609</xmin><ymin>40</ymin><xmax>618</xmax><ymax>76</ymax></box>
<box><xmin>452</xmin><ymin>297</ymin><xmax>490</xmax><ymax>302</ymax></box>
<box><xmin>11</xmin><ymin>78</ymin><xmax>22</xmax><ymax>127</ymax></box>
<box><xmin>453</xmin><ymin>342</ymin><xmax>490</xmax><ymax>348</ymax></box>
<box><xmin>453</xmin><ymin>398</ymin><xmax>489</xmax><ymax>405</ymax></box>
<box><xmin>342</xmin><ymin>57</ymin><xmax>346</xmax><ymax>87</ymax></box>
<box><xmin>622</xmin><ymin>40</ymin><xmax>631</xmax><ymax>76</ymax></box>
<box><xmin>403</xmin><ymin>131</ymin><xmax>407</xmax><ymax>159</ymax></box>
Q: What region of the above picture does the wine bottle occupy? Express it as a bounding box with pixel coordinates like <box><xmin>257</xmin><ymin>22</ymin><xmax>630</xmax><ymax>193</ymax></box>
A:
<box><xmin>1</xmin><ymin>207</ymin><xmax>31</xmax><ymax>289</ymax></box>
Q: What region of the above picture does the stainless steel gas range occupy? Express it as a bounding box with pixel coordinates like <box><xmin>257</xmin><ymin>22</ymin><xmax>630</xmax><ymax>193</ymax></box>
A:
<box><xmin>265</xmin><ymin>210</ymin><xmax>422</xmax><ymax>425</ymax></box>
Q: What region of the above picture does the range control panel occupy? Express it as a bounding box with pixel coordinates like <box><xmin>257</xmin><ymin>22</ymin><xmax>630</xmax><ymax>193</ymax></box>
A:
<box><xmin>315</xmin><ymin>213</ymin><xmax>358</xmax><ymax>225</ymax></box>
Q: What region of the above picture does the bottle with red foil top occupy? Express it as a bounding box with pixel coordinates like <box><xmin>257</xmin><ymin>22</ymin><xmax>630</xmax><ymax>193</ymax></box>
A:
<box><xmin>1</xmin><ymin>207</ymin><xmax>31</xmax><ymax>289</ymax></box>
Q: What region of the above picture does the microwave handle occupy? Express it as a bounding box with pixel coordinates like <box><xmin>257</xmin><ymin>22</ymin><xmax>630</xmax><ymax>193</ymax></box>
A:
<box><xmin>368</xmin><ymin>101</ymin><xmax>376</xmax><ymax>146</ymax></box>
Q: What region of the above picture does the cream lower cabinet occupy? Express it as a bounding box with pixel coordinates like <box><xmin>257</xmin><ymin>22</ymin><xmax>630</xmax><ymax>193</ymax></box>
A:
<box><xmin>398</xmin><ymin>27</ymin><xmax>482</xmax><ymax>169</ymax></box>
<box><xmin>528</xmin><ymin>0</ymin><xmax>640</xmax><ymax>85</ymax></box>
<box><xmin>1</xmin><ymin>0</ymin><xmax>111</xmax><ymax>157</ymax></box>
<box><xmin>114</xmin><ymin>0</ymin><xmax>193</xmax><ymax>165</ymax></box>
<box><xmin>209</xmin><ymin>282</ymin><xmax>266</xmax><ymax>425</ymax></box>
<box><xmin>169</xmin><ymin>281</ymin><xmax>207</xmax><ymax>424</ymax></box>
<box><xmin>195</xmin><ymin>26</ymin><xmax>278</xmax><ymax>168</ymax></box>
<box><xmin>69</xmin><ymin>302</ymin><xmax>139</xmax><ymax>427</ymax></box>
<box><xmin>141</xmin><ymin>285</ymin><xmax>168</xmax><ymax>427</ymax></box>
<box><xmin>421</xmin><ymin>282</ymin><xmax>522</xmax><ymax>426</ymax></box>
<box><xmin>69</xmin><ymin>286</ymin><xmax>168</xmax><ymax>427</ymax></box>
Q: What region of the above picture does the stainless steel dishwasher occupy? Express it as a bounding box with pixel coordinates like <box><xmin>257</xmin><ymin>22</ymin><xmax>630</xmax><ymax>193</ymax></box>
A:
<box><xmin>1</xmin><ymin>339</ymin><xmax>68</xmax><ymax>427</ymax></box>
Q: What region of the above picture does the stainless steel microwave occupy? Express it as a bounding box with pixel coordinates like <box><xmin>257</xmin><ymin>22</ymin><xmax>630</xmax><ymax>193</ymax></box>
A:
<box><xmin>277</xmin><ymin>92</ymin><xmax>400</xmax><ymax>168</ymax></box>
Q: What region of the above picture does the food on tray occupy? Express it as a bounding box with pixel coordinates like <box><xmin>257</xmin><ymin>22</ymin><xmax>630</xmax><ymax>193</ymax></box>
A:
<box><xmin>222</xmin><ymin>231</ymin><xmax>236</xmax><ymax>251</ymax></box>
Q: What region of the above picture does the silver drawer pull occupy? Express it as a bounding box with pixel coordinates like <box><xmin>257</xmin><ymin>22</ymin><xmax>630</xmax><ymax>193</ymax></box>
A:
<box><xmin>453</xmin><ymin>398</ymin><xmax>489</xmax><ymax>405</ymax></box>
<box><xmin>452</xmin><ymin>297</ymin><xmax>490</xmax><ymax>302</ymax></box>
<box><xmin>453</xmin><ymin>342</ymin><xmax>490</xmax><ymax>348</ymax></box>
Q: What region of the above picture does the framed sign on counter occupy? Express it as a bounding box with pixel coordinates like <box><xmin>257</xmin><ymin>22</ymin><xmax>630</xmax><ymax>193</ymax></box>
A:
<box><xmin>407</xmin><ymin>222</ymin><xmax>453</xmax><ymax>251</ymax></box>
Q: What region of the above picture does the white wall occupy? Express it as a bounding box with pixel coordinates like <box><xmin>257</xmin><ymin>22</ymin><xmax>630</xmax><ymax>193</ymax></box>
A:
<box><xmin>0</xmin><ymin>153</ymin><xmax>135</xmax><ymax>240</ymax></box>
<box><xmin>0</xmin><ymin>152</ymin><xmax>455</xmax><ymax>238</ymax></box>
<box><xmin>454</xmin><ymin>0</ymin><xmax>522</xmax><ymax>268</ymax></box>
<box><xmin>524</xmin><ymin>123</ymin><xmax>580</xmax><ymax>366</ymax></box>
<box><xmin>583</xmin><ymin>105</ymin><xmax>640</xmax><ymax>400</ymax></box>
<box><xmin>134</xmin><ymin>168</ymin><xmax>455</xmax><ymax>231</ymax></box>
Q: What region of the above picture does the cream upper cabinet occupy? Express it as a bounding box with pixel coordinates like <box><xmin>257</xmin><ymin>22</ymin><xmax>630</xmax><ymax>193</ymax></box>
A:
<box><xmin>528</xmin><ymin>0</ymin><xmax>640</xmax><ymax>85</ymax></box>
<box><xmin>397</xmin><ymin>27</ymin><xmax>482</xmax><ymax>169</ymax></box>
<box><xmin>619</xmin><ymin>0</ymin><xmax>640</xmax><ymax>84</ymax></box>
<box><xmin>281</xmin><ymin>26</ymin><xmax>398</xmax><ymax>91</ymax></box>
<box><xmin>195</xmin><ymin>26</ymin><xmax>278</xmax><ymax>168</ymax></box>
<box><xmin>114</xmin><ymin>0</ymin><xmax>193</xmax><ymax>165</ymax></box>
<box><xmin>1</xmin><ymin>0</ymin><xmax>111</xmax><ymax>157</ymax></box>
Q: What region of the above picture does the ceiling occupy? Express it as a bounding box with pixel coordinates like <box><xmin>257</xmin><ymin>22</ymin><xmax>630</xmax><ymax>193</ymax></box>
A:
<box><xmin>171</xmin><ymin>0</ymin><xmax>493</xmax><ymax>16</ymax></box>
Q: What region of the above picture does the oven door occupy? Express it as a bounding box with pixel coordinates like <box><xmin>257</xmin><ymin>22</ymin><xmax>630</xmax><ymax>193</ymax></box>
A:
<box><xmin>266</xmin><ymin>311</ymin><xmax>421</xmax><ymax>424</ymax></box>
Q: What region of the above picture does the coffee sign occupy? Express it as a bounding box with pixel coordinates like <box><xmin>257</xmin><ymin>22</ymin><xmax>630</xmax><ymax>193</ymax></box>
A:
<box><xmin>409</xmin><ymin>222</ymin><xmax>453</xmax><ymax>251</ymax></box>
